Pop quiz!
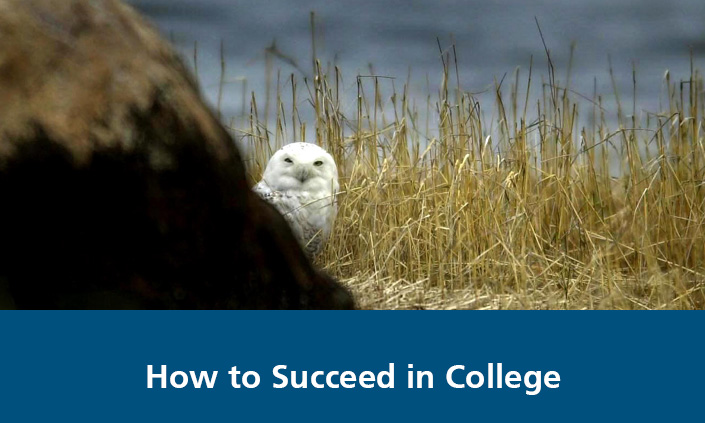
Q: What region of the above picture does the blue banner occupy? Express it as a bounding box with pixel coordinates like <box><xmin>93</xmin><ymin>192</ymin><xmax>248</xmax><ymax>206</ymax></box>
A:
<box><xmin>1</xmin><ymin>311</ymin><xmax>702</xmax><ymax>422</ymax></box>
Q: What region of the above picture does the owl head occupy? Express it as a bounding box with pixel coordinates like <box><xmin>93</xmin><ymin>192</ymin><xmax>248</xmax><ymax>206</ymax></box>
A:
<box><xmin>261</xmin><ymin>142</ymin><xmax>339</xmax><ymax>195</ymax></box>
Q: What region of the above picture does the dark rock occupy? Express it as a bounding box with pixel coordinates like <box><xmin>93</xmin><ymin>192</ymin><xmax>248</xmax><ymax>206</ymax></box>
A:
<box><xmin>0</xmin><ymin>0</ymin><xmax>355</xmax><ymax>309</ymax></box>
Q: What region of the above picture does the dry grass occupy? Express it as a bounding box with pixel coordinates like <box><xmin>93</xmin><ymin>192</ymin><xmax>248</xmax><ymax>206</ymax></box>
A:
<box><xmin>230</xmin><ymin>36</ymin><xmax>705</xmax><ymax>309</ymax></box>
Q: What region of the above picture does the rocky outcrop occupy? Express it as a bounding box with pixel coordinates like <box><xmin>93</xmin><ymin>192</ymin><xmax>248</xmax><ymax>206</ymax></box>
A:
<box><xmin>0</xmin><ymin>0</ymin><xmax>355</xmax><ymax>309</ymax></box>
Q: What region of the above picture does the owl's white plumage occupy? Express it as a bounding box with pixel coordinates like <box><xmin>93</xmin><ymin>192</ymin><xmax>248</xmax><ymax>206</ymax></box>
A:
<box><xmin>253</xmin><ymin>142</ymin><xmax>339</xmax><ymax>257</ymax></box>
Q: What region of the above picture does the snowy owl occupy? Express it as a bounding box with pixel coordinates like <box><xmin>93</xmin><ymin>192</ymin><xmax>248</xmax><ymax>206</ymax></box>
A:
<box><xmin>253</xmin><ymin>142</ymin><xmax>339</xmax><ymax>257</ymax></box>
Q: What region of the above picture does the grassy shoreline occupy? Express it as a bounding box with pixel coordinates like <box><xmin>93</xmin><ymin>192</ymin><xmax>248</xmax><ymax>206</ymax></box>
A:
<box><xmin>234</xmin><ymin>41</ymin><xmax>704</xmax><ymax>309</ymax></box>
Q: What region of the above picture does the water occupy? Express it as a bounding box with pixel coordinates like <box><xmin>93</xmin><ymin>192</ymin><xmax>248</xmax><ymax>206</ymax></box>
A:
<box><xmin>127</xmin><ymin>0</ymin><xmax>705</xmax><ymax>140</ymax></box>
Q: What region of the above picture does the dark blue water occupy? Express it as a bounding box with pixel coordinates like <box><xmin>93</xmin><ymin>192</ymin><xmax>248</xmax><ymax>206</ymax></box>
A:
<box><xmin>128</xmin><ymin>0</ymin><xmax>705</xmax><ymax>137</ymax></box>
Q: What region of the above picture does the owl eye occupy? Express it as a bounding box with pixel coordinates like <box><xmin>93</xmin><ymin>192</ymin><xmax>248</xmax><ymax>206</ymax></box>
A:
<box><xmin>314</xmin><ymin>160</ymin><xmax>323</xmax><ymax>166</ymax></box>
<box><xmin>284</xmin><ymin>158</ymin><xmax>293</xmax><ymax>163</ymax></box>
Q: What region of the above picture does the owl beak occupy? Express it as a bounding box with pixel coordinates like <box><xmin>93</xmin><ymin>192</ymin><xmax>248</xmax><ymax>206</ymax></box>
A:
<box><xmin>296</xmin><ymin>166</ymin><xmax>310</xmax><ymax>183</ymax></box>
